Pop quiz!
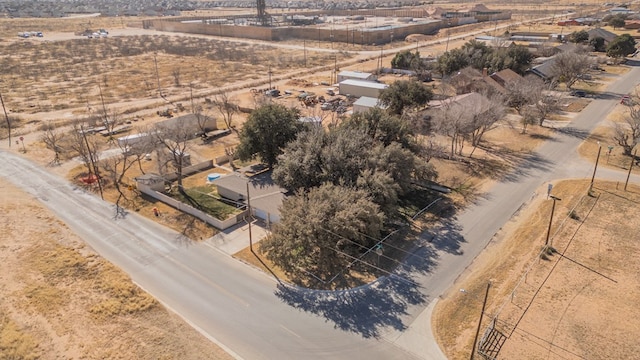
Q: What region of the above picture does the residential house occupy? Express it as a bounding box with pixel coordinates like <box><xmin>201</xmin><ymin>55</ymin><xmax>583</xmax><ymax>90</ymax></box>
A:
<box><xmin>212</xmin><ymin>170</ymin><xmax>286</xmax><ymax>224</ymax></box>
<box><xmin>489</xmin><ymin>68</ymin><xmax>522</xmax><ymax>88</ymax></box>
<box><xmin>587</xmin><ymin>28</ymin><xmax>618</xmax><ymax>45</ymax></box>
<box><xmin>624</xmin><ymin>20</ymin><xmax>640</xmax><ymax>29</ymax></box>
<box><xmin>529</xmin><ymin>58</ymin><xmax>556</xmax><ymax>81</ymax></box>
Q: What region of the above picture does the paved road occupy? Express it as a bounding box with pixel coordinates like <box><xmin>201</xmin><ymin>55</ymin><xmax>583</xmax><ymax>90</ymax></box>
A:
<box><xmin>0</xmin><ymin>152</ymin><xmax>420</xmax><ymax>360</ymax></box>
<box><xmin>385</xmin><ymin>62</ymin><xmax>640</xmax><ymax>357</ymax></box>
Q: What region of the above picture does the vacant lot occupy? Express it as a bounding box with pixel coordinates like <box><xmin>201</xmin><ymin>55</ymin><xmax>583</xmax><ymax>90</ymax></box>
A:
<box><xmin>433</xmin><ymin>179</ymin><xmax>640</xmax><ymax>359</ymax></box>
<box><xmin>0</xmin><ymin>178</ymin><xmax>233</xmax><ymax>359</ymax></box>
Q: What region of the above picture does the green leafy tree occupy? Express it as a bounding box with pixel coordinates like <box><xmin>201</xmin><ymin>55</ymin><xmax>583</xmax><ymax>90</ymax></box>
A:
<box><xmin>378</xmin><ymin>79</ymin><xmax>433</xmax><ymax>115</ymax></box>
<box><xmin>462</xmin><ymin>40</ymin><xmax>493</xmax><ymax>70</ymax></box>
<box><xmin>260</xmin><ymin>183</ymin><xmax>384</xmax><ymax>282</ymax></box>
<box><xmin>391</xmin><ymin>50</ymin><xmax>421</xmax><ymax>70</ymax></box>
<box><xmin>273</xmin><ymin>118</ymin><xmax>437</xmax><ymax>215</ymax></box>
<box><xmin>486</xmin><ymin>45</ymin><xmax>534</xmax><ymax>75</ymax></box>
<box><xmin>438</xmin><ymin>48</ymin><xmax>469</xmax><ymax>75</ymax></box>
<box><xmin>609</xmin><ymin>16</ymin><xmax>626</xmax><ymax>29</ymax></box>
<box><xmin>590</xmin><ymin>37</ymin><xmax>606</xmax><ymax>52</ymax></box>
<box><xmin>607</xmin><ymin>34</ymin><xmax>637</xmax><ymax>59</ymax></box>
<box><xmin>343</xmin><ymin>107</ymin><xmax>414</xmax><ymax>148</ymax></box>
<box><xmin>272</xmin><ymin>127</ymin><xmax>326</xmax><ymax>191</ymax></box>
<box><xmin>568</xmin><ymin>30</ymin><xmax>589</xmax><ymax>44</ymax></box>
<box><xmin>236</xmin><ymin>103</ymin><xmax>303</xmax><ymax>168</ymax></box>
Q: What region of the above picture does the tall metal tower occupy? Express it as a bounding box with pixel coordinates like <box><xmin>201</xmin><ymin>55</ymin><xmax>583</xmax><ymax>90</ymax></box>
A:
<box><xmin>256</xmin><ymin>0</ymin><xmax>268</xmax><ymax>26</ymax></box>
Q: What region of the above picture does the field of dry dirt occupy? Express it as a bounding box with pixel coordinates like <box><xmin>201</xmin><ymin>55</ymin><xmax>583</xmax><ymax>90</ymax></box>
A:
<box><xmin>433</xmin><ymin>179</ymin><xmax>640</xmax><ymax>360</ymax></box>
<box><xmin>0</xmin><ymin>178</ymin><xmax>233</xmax><ymax>359</ymax></box>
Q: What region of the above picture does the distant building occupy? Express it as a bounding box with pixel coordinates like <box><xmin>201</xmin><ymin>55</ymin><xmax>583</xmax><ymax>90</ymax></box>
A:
<box><xmin>587</xmin><ymin>28</ymin><xmax>618</xmax><ymax>45</ymax></box>
<box><xmin>489</xmin><ymin>68</ymin><xmax>522</xmax><ymax>88</ymax></box>
<box><xmin>624</xmin><ymin>20</ymin><xmax>640</xmax><ymax>29</ymax></box>
<box><xmin>339</xmin><ymin>79</ymin><xmax>388</xmax><ymax>98</ymax></box>
<box><xmin>529</xmin><ymin>59</ymin><xmax>556</xmax><ymax>81</ymax></box>
<box><xmin>298</xmin><ymin>116</ymin><xmax>322</xmax><ymax>126</ymax></box>
<box><xmin>610</xmin><ymin>7</ymin><xmax>634</xmax><ymax>15</ymax></box>
<box><xmin>336</xmin><ymin>71</ymin><xmax>376</xmax><ymax>83</ymax></box>
<box><xmin>352</xmin><ymin>96</ymin><xmax>386</xmax><ymax>113</ymax></box>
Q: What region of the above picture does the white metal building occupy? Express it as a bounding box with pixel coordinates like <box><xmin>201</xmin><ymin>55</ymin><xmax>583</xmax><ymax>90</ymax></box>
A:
<box><xmin>337</xmin><ymin>71</ymin><xmax>377</xmax><ymax>83</ymax></box>
<box><xmin>339</xmin><ymin>79</ymin><xmax>388</xmax><ymax>98</ymax></box>
<box><xmin>353</xmin><ymin>96</ymin><xmax>386</xmax><ymax>113</ymax></box>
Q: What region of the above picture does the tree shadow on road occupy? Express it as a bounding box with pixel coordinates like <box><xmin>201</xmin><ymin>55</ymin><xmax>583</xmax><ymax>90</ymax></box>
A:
<box><xmin>275</xmin><ymin>274</ymin><xmax>427</xmax><ymax>338</ymax></box>
<box><xmin>273</xmin><ymin>199</ymin><xmax>468</xmax><ymax>338</ymax></box>
<box><xmin>478</xmin><ymin>148</ymin><xmax>553</xmax><ymax>183</ymax></box>
<box><xmin>555</xmin><ymin>126</ymin><xmax>590</xmax><ymax>140</ymax></box>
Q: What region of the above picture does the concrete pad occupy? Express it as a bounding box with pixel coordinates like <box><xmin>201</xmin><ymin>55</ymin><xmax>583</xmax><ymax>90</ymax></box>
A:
<box><xmin>206</xmin><ymin>219</ymin><xmax>270</xmax><ymax>255</ymax></box>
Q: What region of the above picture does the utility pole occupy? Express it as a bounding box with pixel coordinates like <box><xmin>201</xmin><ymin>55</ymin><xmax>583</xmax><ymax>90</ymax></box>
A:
<box><xmin>545</xmin><ymin>195</ymin><xmax>561</xmax><ymax>248</ymax></box>
<box><xmin>0</xmin><ymin>89</ymin><xmax>10</xmax><ymax>147</ymax></box>
<box><xmin>589</xmin><ymin>143</ymin><xmax>602</xmax><ymax>193</ymax></box>
<box><xmin>470</xmin><ymin>282</ymin><xmax>491</xmax><ymax>360</ymax></box>
<box><xmin>268</xmin><ymin>63</ymin><xmax>272</xmax><ymax>90</ymax></box>
<box><xmin>625</xmin><ymin>148</ymin><xmax>637</xmax><ymax>191</ymax></box>
<box><xmin>246</xmin><ymin>182</ymin><xmax>254</xmax><ymax>254</ymax></box>
<box><xmin>333</xmin><ymin>54</ymin><xmax>337</xmax><ymax>85</ymax></box>
<box><xmin>303</xmin><ymin>38</ymin><xmax>307</xmax><ymax>67</ymax></box>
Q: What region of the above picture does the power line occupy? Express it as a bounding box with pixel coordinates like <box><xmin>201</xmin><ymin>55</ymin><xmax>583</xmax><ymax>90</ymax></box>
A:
<box><xmin>321</xmin><ymin>245</ymin><xmax>419</xmax><ymax>287</ymax></box>
<box><xmin>318</xmin><ymin>226</ymin><xmax>409</xmax><ymax>267</ymax></box>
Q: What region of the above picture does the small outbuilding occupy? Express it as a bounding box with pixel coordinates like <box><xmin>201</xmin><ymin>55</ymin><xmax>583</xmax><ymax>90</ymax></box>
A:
<box><xmin>337</xmin><ymin>71</ymin><xmax>377</xmax><ymax>83</ymax></box>
<box><xmin>339</xmin><ymin>79</ymin><xmax>388</xmax><ymax>98</ymax></box>
<box><xmin>353</xmin><ymin>96</ymin><xmax>386</xmax><ymax>113</ymax></box>
<box><xmin>134</xmin><ymin>173</ymin><xmax>166</xmax><ymax>192</ymax></box>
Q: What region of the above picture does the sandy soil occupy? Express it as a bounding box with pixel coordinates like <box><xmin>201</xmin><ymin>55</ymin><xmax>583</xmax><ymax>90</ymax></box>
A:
<box><xmin>0</xmin><ymin>178</ymin><xmax>233</xmax><ymax>359</ymax></box>
<box><xmin>433</xmin><ymin>179</ymin><xmax>640</xmax><ymax>360</ymax></box>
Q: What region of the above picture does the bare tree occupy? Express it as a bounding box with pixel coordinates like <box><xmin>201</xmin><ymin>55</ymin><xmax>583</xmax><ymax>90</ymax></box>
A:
<box><xmin>549</xmin><ymin>50</ymin><xmax>593</xmax><ymax>89</ymax></box>
<box><xmin>613</xmin><ymin>104</ymin><xmax>640</xmax><ymax>156</ymax></box>
<box><xmin>189</xmin><ymin>83</ymin><xmax>214</xmax><ymax>139</ymax></box>
<box><xmin>151</xmin><ymin>118</ymin><xmax>198</xmax><ymax>188</ymax></box>
<box><xmin>172</xmin><ymin>68</ymin><xmax>181</xmax><ymax>87</ymax></box>
<box><xmin>432</xmin><ymin>97</ymin><xmax>472</xmax><ymax>157</ymax></box>
<box><xmin>0</xmin><ymin>89</ymin><xmax>10</xmax><ymax>147</ymax></box>
<box><xmin>212</xmin><ymin>92</ymin><xmax>239</xmax><ymax>132</ymax></box>
<box><xmin>534</xmin><ymin>91</ymin><xmax>563</xmax><ymax>127</ymax></box>
<box><xmin>70</xmin><ymin>119</ymin><xmax>104</xmax><ymax>199</ymax></box>
<box><xmin>505</xmin><ymin>75</ymin><xmax>544</xmax><ymax>134</ymax></box>
<box><xmin>465</xmin><ymin>92</ymin><xmax>505</xmax><ymax>157</ymax></box>
<box><xmin>41</xmin><ymin>123</ymin><xmax>66</xmax><ymax>165</ymax></box>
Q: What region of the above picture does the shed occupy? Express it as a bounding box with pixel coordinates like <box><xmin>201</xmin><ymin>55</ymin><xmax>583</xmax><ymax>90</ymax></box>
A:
<box><xmin>298</xmin><ymin>116</ymin><xmax>322</xmax><ymax>126</ymax></box>
<box><xmin>337</xmin><ymin>71</ymin><xmax>377</xmax><ymax>83</ymax></box>
<box><xmin>134</xmin><ymin>173</ymin><xmax>166</xmax><ymax>192</ymax></box>
<box><xmin>353</xmin><ymin>96</ymin><xmax>386</xmax><ymax>113</ymax></box>
<box><xmin>117</xmin><ymin>132</ymin><xmax>150</xmax><ymax>148</ymax></box>
<box><xmin>339</xmin><ymin>79</ymin><xmax>388</xmax><ymax>98</ymax></box>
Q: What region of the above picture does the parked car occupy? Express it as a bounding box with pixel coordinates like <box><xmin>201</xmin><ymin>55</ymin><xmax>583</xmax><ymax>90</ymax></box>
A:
<box><xmin>321</xmin><ymin>102</ymin><xmax>334</xmax><ymax>111</ymax></box>
<box><xmin>571</xmin><ymin>90</ymin><xmax>586</xmax><ymax>98</ymax></box>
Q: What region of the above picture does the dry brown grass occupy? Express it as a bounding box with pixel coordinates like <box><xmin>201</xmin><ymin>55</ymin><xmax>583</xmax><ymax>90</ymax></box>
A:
<box><xmin>433</xmin><ymin>179</ymin><xmax>640</xmax><ymax>359</ymax></box>
<box><xmin>0</xmin><ymin>178</ymin><xmax>233</xmax><ymax>359</ymax></box>
<box><xmin>577</xmin><ymin>102</ymin><xmax>640</xmax><ymax>172</ymax></box>
<box><xmin>0</xmin><ymin>314</ymin><xmax>40</xmax><ymax>360</ymax></box>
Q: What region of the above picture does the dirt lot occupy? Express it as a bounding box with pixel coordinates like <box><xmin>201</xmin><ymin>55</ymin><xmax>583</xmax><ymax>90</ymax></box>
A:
<box><xmin>433</xmin><ymin>179</ymin><xmax>640</xmax><ymax>359</ymax></box>
<box><xmin>0</xmin><ymin>178</ymin><xmax>232</xmax><ymax>359</ymax></box>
